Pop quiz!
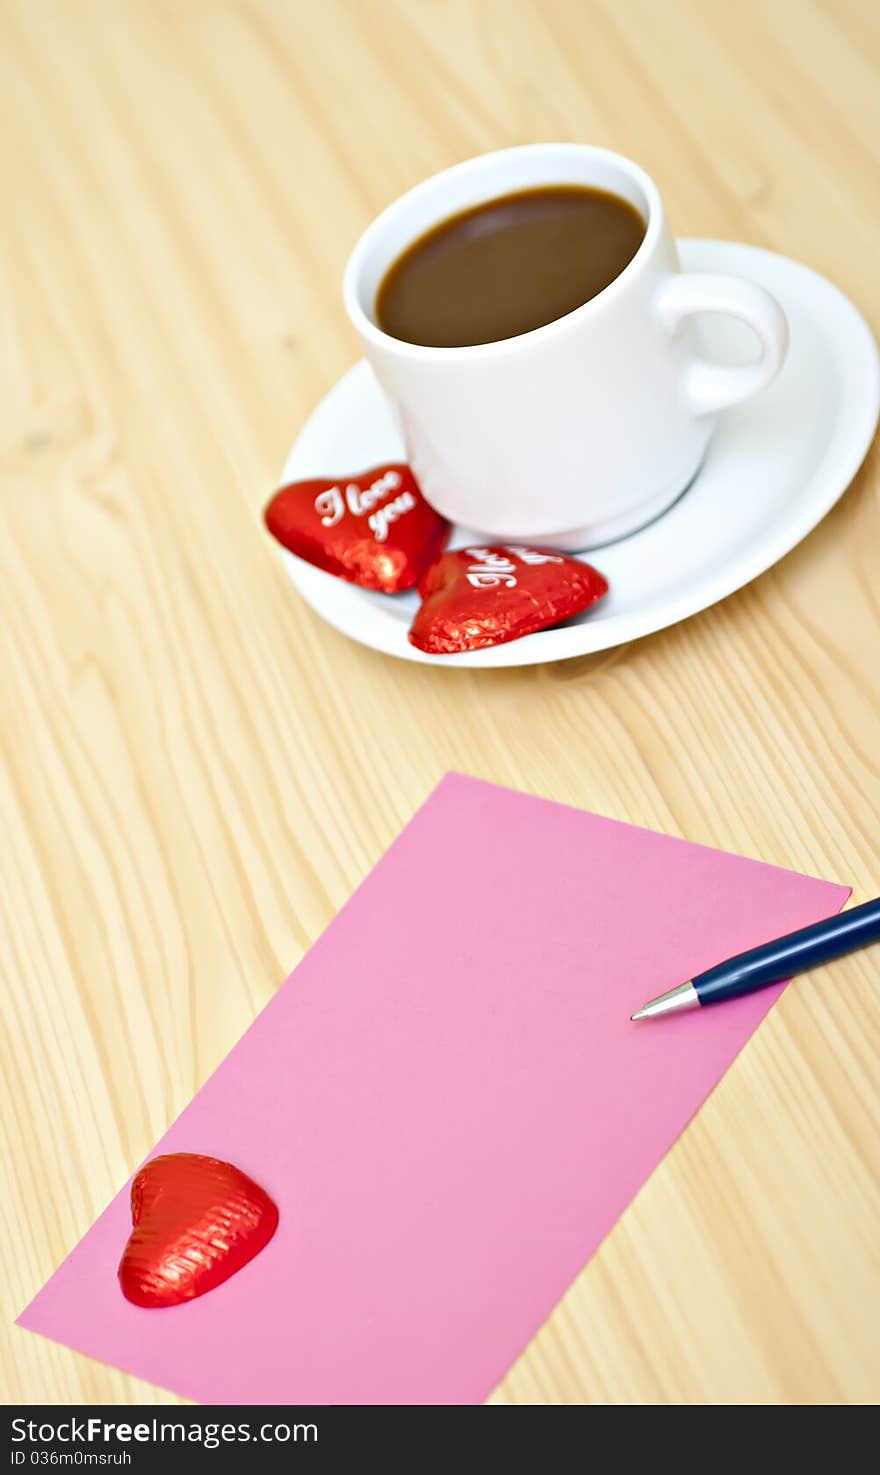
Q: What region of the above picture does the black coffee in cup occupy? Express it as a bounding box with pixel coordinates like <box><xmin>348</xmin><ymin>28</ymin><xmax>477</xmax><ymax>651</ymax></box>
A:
<box><xmin>375</xmin><ymin>185</ymin><xmax>646</xmax><ymax>349</ymax></box>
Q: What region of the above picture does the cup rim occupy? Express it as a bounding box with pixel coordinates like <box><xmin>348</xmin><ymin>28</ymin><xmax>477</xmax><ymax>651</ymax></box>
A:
<box><xmin>342</xmin><ymin>143</ymin><xmax>664</xmax><ymax>362</ymax></box>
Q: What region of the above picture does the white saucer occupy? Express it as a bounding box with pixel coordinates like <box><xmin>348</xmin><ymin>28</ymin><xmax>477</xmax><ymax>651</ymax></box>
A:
<box><xmin>278</xmin><ymin>240</ymin><xmax>879</xmax><ymax>668</ymax></box>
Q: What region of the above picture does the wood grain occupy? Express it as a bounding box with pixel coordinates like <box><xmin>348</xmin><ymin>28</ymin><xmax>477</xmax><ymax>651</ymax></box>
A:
<box><xmin>2</xmin><ymin>0</ymin><xmax>879</xmax><ymax>1405</ymax></box>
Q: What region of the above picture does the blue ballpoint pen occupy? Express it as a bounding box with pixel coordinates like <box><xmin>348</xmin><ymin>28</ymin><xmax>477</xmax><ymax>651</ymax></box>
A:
<box><xmin>631</xmin><ymin>896</ymin><xmax>880</xmax><ymax>1020</ymax></box>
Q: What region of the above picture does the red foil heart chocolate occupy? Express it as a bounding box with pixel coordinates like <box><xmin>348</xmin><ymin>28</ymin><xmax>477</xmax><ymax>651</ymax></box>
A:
<box><xmin>265</xmin><ymin>463</ymin><xmax>450</xmax><ymax>593</ymax></box>
<box><xmin>409</xmin><ymin>545</ymin><xmax>608</xmax><ymax>654</ymax></box>
<box><xmin>118</xmin><ymin>1153</ymin><xmax>278</xmax><ymax>1308</ymax></box>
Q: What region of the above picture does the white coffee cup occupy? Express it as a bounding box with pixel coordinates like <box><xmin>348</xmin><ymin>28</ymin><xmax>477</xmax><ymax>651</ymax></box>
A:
<box><xmin>344</xmin><ymin>144</ymin><xmax>788</xmax><ymax>550</ymax></box>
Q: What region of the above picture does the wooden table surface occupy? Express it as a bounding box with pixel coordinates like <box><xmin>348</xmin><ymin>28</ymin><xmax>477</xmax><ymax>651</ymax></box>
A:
<box><xmin>3</xmin><ymin>0</ymin><xmax>880</xmax><ymax>1406</ymax></box>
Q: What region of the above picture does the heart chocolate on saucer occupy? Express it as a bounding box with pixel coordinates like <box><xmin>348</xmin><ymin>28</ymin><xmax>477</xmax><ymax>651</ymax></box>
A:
<box><xmin>409</xmin><ymin>545</ymin><xmax>608</xmax><ymax>654</ymax></box>
<box><xmin>265</xmin><ymin>463</ymin><xmax>449</xmax><ymax>593</ymax></box>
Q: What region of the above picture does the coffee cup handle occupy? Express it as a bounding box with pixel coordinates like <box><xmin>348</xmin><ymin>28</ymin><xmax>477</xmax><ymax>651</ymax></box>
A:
<box><xmin>656</xmin><ymin>274</ymin><xmax>789</xmax><ymax>416</ymax></box>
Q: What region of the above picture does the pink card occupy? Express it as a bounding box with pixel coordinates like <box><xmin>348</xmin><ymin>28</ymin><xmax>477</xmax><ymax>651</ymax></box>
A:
<box><xmin>19</xmin><ymin>774</ymin><xmax>848</xmax><ymax>1403</ymax></box>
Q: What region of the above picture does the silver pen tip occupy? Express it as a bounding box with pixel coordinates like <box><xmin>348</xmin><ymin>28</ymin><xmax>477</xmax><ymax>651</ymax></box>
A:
<box><xmin>629</xmin><ymin>980</ymin><xmax>700</xmax><ymax>1021</ymax></box>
